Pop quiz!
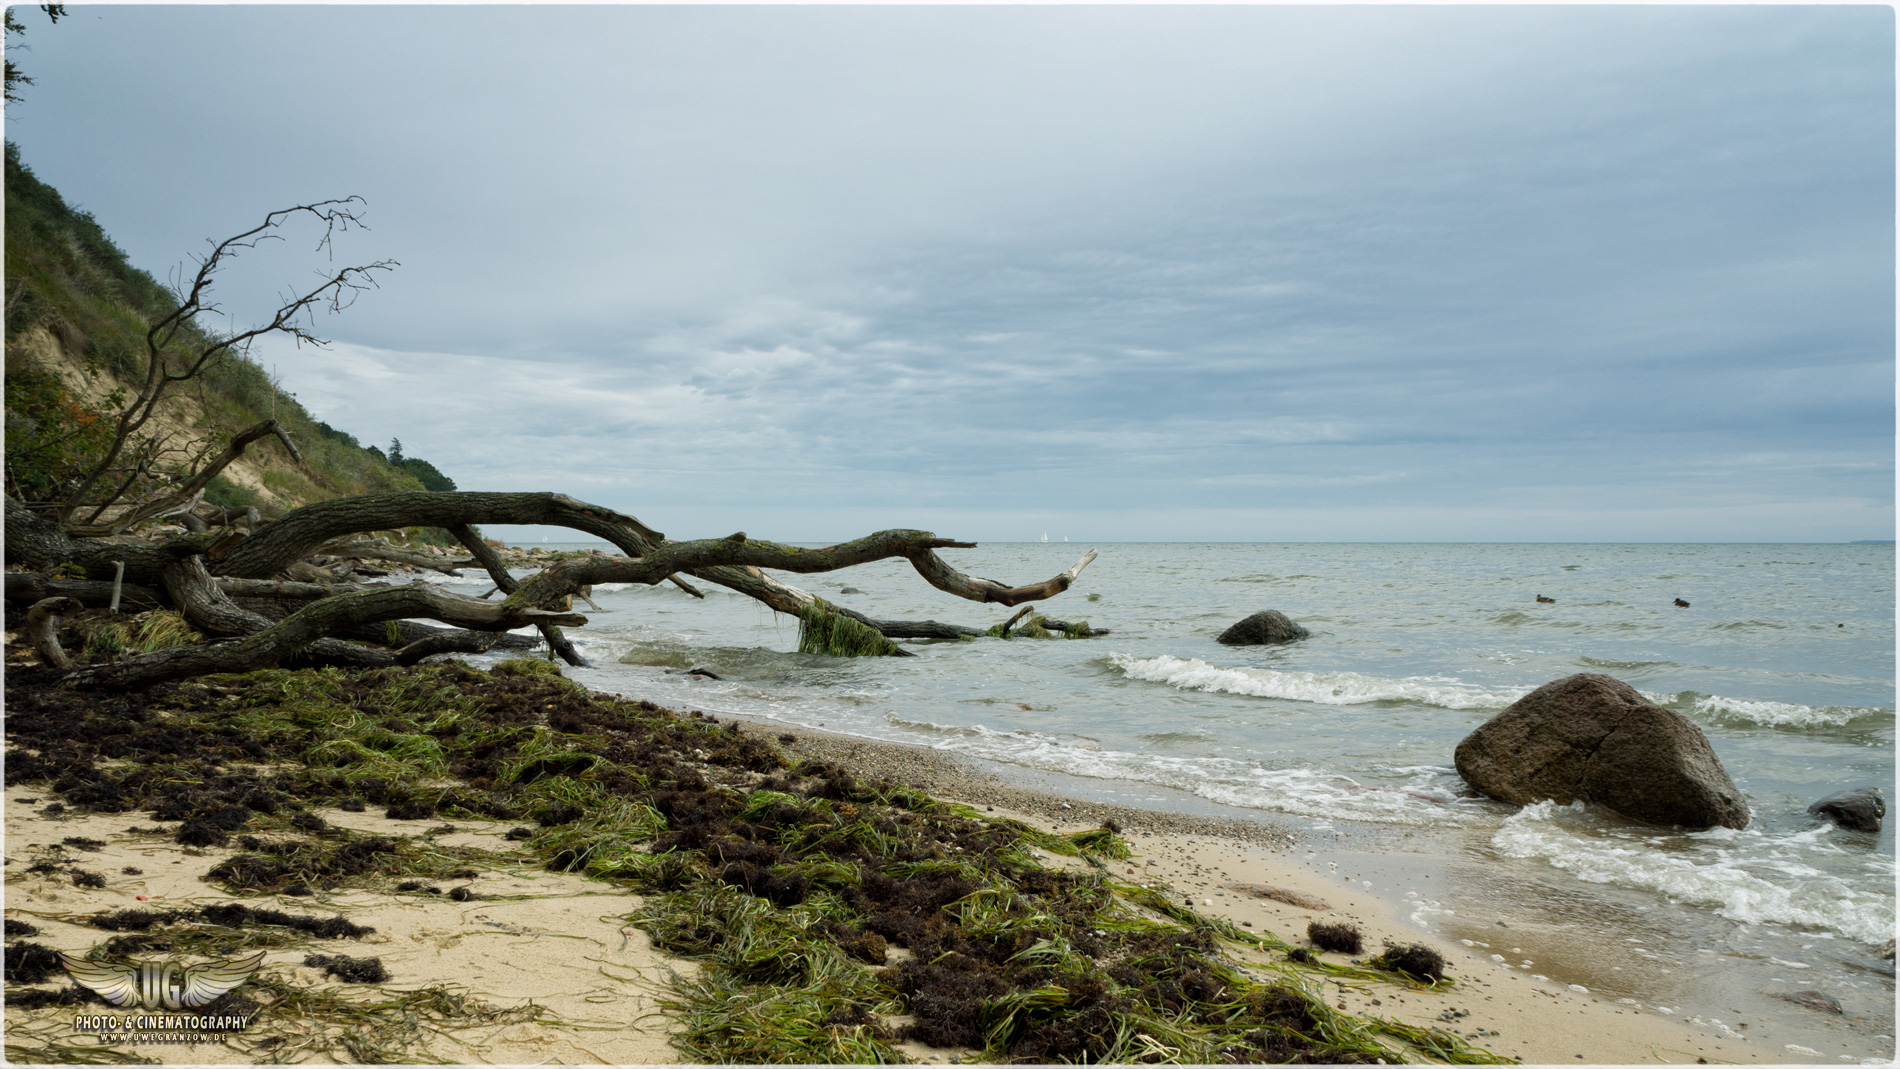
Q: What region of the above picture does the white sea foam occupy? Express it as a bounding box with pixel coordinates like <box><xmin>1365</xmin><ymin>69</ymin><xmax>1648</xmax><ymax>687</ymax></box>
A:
<box><xmin>1108</xmin><ymin>653</ymin><xmax>1525</xmax><ymax>711</ymax></box>
<box><xmin>1492</xmin><ymin>802</ymin><xmax>1897</xmax><ymax>945</ymax></box>
<box><xmin>1677</xmin><ymin>693</ymin><xmax>1888</xmax><ymax>729</ymax></box>
<box><xmin>886</xmin><ymin>716</ymin><xmax>1469</xmax><ymax>826</ymax></box>
<box><xmin>1109</xmin><ymin>654</ymin><xmax>1888</xmax><ymax>728</ymax></box>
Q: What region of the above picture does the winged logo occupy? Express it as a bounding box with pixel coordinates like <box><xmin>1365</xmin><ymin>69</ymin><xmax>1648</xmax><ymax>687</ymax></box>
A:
<box><xmin>60</xmin><ymin>951</ymin><xmax>266</xmax><ymax>1010</ymax></box>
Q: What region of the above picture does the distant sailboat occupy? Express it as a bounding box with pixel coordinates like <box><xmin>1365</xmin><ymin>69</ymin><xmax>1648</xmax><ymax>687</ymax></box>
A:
<box><xmin>1041</xmin><ymin>530</ymin><xmax>1048</xmax><ymax>543</ymax></box>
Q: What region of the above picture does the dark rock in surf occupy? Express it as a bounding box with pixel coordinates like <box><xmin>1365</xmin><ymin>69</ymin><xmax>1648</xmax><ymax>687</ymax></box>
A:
<box><xmin>1217</xmin><ymin>610</ymin><xmax>1309</xmax><ymax>645</ymax></box>
<box><xmin>1453</xmin><ymin>673</ymin><xmax>1749</xmax><ymax>830</ymax></box>
<box><xmin>1807</xmin><ymin>787</ymin><xmax>1884</xmax><ymax>833</ymax></box>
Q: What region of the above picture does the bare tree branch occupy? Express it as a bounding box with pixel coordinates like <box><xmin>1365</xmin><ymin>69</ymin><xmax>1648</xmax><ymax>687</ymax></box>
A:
<box><xmin>51</xmin><ymin>199</ymin><xmax>394</xmax><ymax>521</ymax></box>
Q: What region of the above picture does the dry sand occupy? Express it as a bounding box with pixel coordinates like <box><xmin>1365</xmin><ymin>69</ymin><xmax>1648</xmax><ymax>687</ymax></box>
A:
<box><xmin>3</xmin><ymin>785</ymin><xmax>682</xmax><ymax>1064</ymax></box>
<box><xmin>2</xmin><ymin>715</ymin><xmax>1873</xmax><ymax>1065</ymax></box>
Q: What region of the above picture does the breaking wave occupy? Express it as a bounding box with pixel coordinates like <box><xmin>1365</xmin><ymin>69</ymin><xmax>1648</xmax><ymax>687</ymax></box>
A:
<box><xmin>1493</xmin><ymin>802</ymin><xmax>1896</xmax><ymax>946</ymax></box>
<box><xmin>1105</xmin><ymin>654</ymin><xmax>1526</xmax><ymax>711</ymax></box>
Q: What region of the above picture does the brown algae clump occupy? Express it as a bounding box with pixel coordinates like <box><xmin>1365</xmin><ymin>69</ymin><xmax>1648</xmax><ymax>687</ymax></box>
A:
<box><xmin>4</xmin><ymin>662</ymin><xmax>1503</xmax><ymax>1065</ymax></box>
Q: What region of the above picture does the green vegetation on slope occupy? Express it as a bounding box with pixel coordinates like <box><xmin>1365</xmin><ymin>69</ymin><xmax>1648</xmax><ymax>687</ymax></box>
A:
<box><xmin>3</xmin><ymin>141</ymin><xmax>454</xmax><ymax>517</ymax></box>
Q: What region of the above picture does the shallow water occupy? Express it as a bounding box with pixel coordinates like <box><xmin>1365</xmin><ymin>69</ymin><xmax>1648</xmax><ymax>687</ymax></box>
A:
<box><xmin>436</xmin><ymin>540</ymin><xmax>1895</xmax><ymax>1051</ymax></box>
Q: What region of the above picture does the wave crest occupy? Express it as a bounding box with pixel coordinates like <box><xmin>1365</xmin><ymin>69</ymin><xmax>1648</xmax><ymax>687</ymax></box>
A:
<box><xmin>1107</xmin><ymin>653</ymin><xmax>1524</xmax><ymax>712</ymax></box>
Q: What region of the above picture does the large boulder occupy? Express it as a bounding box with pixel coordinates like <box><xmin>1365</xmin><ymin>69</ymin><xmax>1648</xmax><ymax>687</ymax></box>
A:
<box><xmin>1454</xmin><ymin>673</ymin><xmax>1748</xmax><ymax>830</ymax></box>
<box><xmin>1807</xmin><ymin>787</ymin><xmax>1885</xmax><ymax>833</ymax></box>
<box><xmin>1217</xmin><ymin>610</ymin><xmax>1309</xmax><ymax>645</ymax></box>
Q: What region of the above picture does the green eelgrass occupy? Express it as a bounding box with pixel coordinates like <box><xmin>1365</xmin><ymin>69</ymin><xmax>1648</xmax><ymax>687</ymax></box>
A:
<box><xmin>2</xmin><ymin>1038</ymin><xmax>159</xmax><ymax>1065</ymax></box>
<box><xmin>229</xmin><ymin>973</ymin><xmax>542</xmax><ymax>1063</ymax></box>
<box><xmin>798</xmin><ymin>598</ymin><xmax>903</xmax><ymax>657</ymax></box>
<box><xmin>660</xmin><ymin>967</ymin><xmax>905</xmax><ymax>1064</ymax></box>
<box><xmin>490</xmin><ymin>655</ymin><xmax>568</xmax><ymax>679</ymax></box>
<box><xmin>78</xmin><ymin>609</ymin><xmax>202</xmax><ymax>662</ymax></box>
<box><xmin>8</xmin><ymin>662</ymin><xmax>1509</xmax><ymax>1066</ymax></box>
<box><xmin>528</xmin><ymin>797</ymin><xmax>669</xmax><ymax>878</ymax></box>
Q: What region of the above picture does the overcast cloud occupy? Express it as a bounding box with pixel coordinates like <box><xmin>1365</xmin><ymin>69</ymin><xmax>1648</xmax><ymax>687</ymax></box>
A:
<box><xmin>7</xmin><ymin>4</ymin><xmax>1892</xmax><ymax>541</ymax></box>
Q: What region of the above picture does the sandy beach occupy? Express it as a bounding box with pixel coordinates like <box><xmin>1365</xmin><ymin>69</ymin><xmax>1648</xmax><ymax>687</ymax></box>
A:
<box><xmin>0</xmin><ymin>658</ymin><xmax>1881</xmax><ymax>1065</ymax></box>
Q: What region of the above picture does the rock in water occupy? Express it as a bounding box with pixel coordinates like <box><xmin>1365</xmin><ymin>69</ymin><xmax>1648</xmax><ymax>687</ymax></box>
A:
<box><xmin>1217</xmin><ymin>610</ymin><xmax>1309</xmax><ymax>645</ymax></box>
<box><xmin>1807</xmin><ymin>787</ymin><xmax>1885</xmax><ymax>833</ymax></box>
<box><xmin>1454</xmin><ymin>673</ymin><xmax>1749</xmax><ymax>830</ymax></box>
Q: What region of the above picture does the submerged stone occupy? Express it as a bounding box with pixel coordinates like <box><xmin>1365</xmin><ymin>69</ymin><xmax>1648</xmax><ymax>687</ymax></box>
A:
<box><xmin>1807</xmin><ymin>786</ymin><xmax>1884</xmax><ymax>833</ymax></box>
<box><xmin>1217</xmin><ymin>611</ymin><xmax>1309</xmax><ymax>645</ymax></box>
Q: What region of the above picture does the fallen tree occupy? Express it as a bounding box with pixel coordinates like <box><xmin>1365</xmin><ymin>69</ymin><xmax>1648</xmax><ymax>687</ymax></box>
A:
<box><xmin>5</xmin><ymin>489</ymin><xmax>1098</xmax><ymax>689</ymax></box>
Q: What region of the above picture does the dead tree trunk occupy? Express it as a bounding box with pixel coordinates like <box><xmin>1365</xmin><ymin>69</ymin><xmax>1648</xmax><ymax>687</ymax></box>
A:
<box><xmin>447</xmin><ymin>522</ymin><xmax>590</xmax><ymax>667</ymax></box>
<box><xmin>26</xmin><ymin>597</ymin><xmax>81</xmax><ymax>670</ymax></box>
<box><xmin>8</xmin><ymin>488</ymin><xmax>1099</xmax><ymax>689</ymax></box>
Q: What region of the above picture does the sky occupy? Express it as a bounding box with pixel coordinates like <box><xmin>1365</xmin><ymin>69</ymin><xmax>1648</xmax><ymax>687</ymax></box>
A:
<box><xmin>6</xmin><ymin>3</ymin><xmax>1893</xmax><ymax>542</ymax></box>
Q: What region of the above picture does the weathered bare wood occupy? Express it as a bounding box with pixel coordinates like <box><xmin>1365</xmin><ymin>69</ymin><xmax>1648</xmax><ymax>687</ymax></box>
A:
<box><xmin>446</xmin><ymin>523</ymin><xmax>591</xmax><ymax>667</ymax></box>
<box><xmin>215</xmin><ymin>492</ymin><xmax>665</xmax><ymax>579</ymax></box>
<box><xmin>856</xmin><ymin>618</ymin><xmax>986</xmax><ymax>640</ymax></box>
<box><xmin>271</xmin><ymin>425</ymin><xmax>303</xmax><ymax>463</ymax></box>
<box><xmin>4</xmin><ymin>572</ymin><xmax>165</xmax><ymax>612</ymax></box>
<box><xmin>17</xmin><ymin>488</ymin><xmax>1103</xmax><ymax>686</ymax></box>
<box><xmin>53</xmin><ymin>199</ymin><xmax>395</xmax><ymax>521</ymax></box>
<box><xmin>162</xmin><ymin>556</ymin><xmax>399</xmax><ymax>668</ymax></box>
<box><xmin>332</xmin><ymin>620</ymin><xmax>537</xmax><ymax>652</ymax></box>
<box><xmin>216</xmin><ymin>576</ymin><xmax>386</xmax><ymax>599</ymax></box>
<box><xmin>26</xmin><ymin>596</ymin><xmax>81</xmax><ymax>670</ymax></box>
<box><xmin>505</xmin><ymin>531</ymin><xmax>1097</xmax><ymax>621</ymax></box>
<box><xmin>63</xmin><ymin>582</ymin><xmax>586</xmax><ymax>689</ymax></box>
<box><xmin>211</xmin><ymin>573</ymin><xmax>534</xmax><ymax>652</ymax></box>
<box><xmin>313</xmin><ymin>536</ymin><xmax>463</xmax><ymax>575</ymax></box>
<box><xmin>67</xmin><ymin>420</ymin><xmax>289</xmax><ymax>537</ymax></box>
<box><xmin>908</xmin><ymin>548</ymin><xmax>1098</xmax><ymax>607</ymax></box>
<box><xmin>1040</xmin><ymin>619</ymin><xmax>1109</xmax><ymax>636</ymax></box>
<box><xmin>394</xmin><ymin>628</ymin><xmax>502</xmax><ymax>665</ymax></box>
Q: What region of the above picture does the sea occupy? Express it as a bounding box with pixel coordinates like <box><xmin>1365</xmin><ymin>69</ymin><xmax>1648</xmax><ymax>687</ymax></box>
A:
<box><xmin>427</xmin><ymin>540</ymin><xmax>1895</xmax><ymax>1056</ymax></box>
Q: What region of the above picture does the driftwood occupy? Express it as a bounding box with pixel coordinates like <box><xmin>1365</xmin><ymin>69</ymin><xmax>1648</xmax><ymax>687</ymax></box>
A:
<box><xmin>864</xmin><ymin>619</ymin><xmax>987</xmax><ymax>640</ymax></box>
<box><xmin>998</xmin><ymin>605</ymin><xmax>1038</xmax><ymax>638</ymax></box>
<box><xmin>63</xmin><ymin>582</ymin><xmax>586</xmax><ymax>689</ymax></box>
<box><xmin>448</xmin><ymin>523</ymin><xmax>590</xmax><ymax>668</ymax></box>
<box><xmin>26</xmin><ymin>596</ymin><xmax>81</xmax><ymax>671</ymax></box>
<box><xmin>7</xmin><ymin>488</ymin><xmax>1100</xmax><ymax>688</ymax></box>
<box><xmin>65</xmin><ymin>421</ymin><xmax>295</xmax><ymax>537</ymax></box>
<box><xmin>5</xmin><ymin>572</ymin><xmax>165</xmax><ymax>613</ymax></box>
<box><xmin>312</xmin><ymin>536</ymin><xmax>465</xmax><ymax>575</ymax></box>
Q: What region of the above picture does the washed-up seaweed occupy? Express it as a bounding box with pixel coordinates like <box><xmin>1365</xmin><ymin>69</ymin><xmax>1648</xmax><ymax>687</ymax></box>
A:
<box><xmin>5</xmin><ymin>660</ymin><xmax>1508</xmax><ymax>1064</ymax></box>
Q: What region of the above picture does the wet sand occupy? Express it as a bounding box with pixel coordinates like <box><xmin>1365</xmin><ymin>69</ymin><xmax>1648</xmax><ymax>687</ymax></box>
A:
<box><xmin>758</xmin><ymin>717</ymin><xmax>1889</xmax><ymax>1066</ymax></box>
<box><xmin>3</xmin><ymin>672</ymin><xmax>1887</xmax><ymax>1065</ymax></box>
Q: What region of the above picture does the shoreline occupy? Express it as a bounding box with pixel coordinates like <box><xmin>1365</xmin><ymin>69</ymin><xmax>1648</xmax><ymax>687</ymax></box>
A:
<box><xmin>717</xmin><ymin>709</ymin><xmax>1892</xmax><ymax>1066</ymax></box>
<box><xmin>2</xmin><ymin>651</ymin><xmax>1887</xmax><ymax>1064</ymax></box>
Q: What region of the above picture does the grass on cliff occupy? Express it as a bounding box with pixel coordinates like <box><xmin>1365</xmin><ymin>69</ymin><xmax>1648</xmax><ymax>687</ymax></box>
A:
<box><xmin>3</xmin><ymin>659</ymin><xmax>1509</xmax><ymax>1065</ymax></box>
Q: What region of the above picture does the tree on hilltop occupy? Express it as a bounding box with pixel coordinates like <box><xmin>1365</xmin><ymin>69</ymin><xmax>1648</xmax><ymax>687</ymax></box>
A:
<box><xmin>4</xmin><ymin>4</ymin><xmax>65</xmax><ymax>105</ymax></box>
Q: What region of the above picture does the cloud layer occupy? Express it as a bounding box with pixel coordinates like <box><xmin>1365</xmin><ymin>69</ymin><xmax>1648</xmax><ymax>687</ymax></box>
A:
<box><xmin>11</xmin><ymin>5</ymin><xmax>1892</xmax><ymax>541</ymax></box>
